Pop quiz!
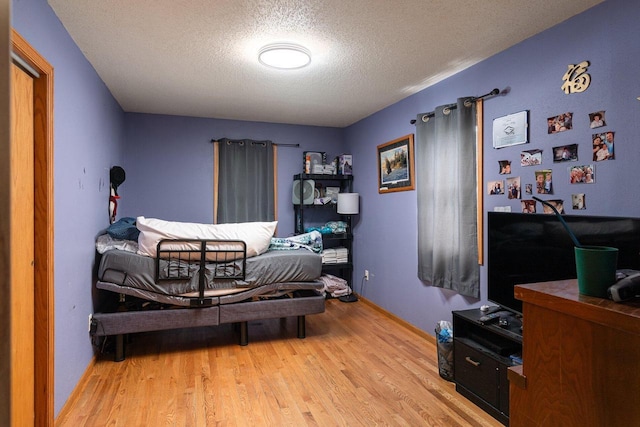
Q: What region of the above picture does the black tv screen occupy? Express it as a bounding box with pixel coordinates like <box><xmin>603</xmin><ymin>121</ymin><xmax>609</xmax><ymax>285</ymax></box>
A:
<box><xmin>487</xmin><ymin>212</ymin><xmax>640</xmax><ymax>314</ymax></box>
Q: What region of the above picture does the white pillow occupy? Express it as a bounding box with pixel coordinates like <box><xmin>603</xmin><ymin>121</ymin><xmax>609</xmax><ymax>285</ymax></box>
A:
<box><xmin>136</xmin><ymin>217</ymin><xmax>277</xmax><ymax>259</ymax></box>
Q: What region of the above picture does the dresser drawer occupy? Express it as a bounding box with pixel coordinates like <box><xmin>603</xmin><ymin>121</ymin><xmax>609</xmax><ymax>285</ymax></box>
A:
<box><xmin>454</xmin><ymin>338</ymin><xmax>500</xmax><ymax>407</ymax></box>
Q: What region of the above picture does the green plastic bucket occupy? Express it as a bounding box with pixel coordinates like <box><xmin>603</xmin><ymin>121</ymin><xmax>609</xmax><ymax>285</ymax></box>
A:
<box><xmin>574</xmin><ymin>246</ymin><xmax>618</xmax><ymax>298</ymax></box>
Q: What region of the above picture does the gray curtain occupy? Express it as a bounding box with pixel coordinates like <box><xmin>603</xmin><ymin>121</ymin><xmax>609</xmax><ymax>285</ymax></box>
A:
<box><xmin>416</xmin><ymin>98</ymin><xmax>479</xmax><ymax>297</ymax></box>
<box><xmin>216</xmin><ymin>138</ymin><xmax>275</xmax><ymax>223</ymax></box>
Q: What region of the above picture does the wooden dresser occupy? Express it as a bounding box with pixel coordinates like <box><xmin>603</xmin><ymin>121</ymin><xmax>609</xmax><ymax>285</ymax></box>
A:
<box><xmin>508</xmin><ymin>279</ymin><xmax>640</xmax><ymax>426</ymax></box>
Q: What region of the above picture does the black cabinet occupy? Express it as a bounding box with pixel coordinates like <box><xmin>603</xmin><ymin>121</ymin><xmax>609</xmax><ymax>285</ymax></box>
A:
<box><xmin>293</xmin><ymin>173</ymin><xmax>355</xmax><ymax>299</ymax></box>
<box><xmin>452</xmin><ymin>309</ymin><xmax>522</xmax><ymax>426</ymax></box>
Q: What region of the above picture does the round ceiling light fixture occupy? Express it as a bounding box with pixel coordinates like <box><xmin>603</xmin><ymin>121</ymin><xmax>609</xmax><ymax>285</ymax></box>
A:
<box><xmin>258</xmin><ymin>43</ymin><xmax>311</xmax><ymax>70</ymax></box>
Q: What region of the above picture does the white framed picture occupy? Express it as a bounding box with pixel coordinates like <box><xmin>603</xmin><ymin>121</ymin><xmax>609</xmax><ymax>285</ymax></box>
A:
<box><xmin>493</xmin><ymin>111</ymin><xmax>528</xmax><ymax>149</ymax></box>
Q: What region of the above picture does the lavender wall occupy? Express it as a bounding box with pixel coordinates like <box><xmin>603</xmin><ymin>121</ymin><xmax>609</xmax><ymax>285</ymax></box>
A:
<box><xmin>12</xmin><ymin>0</ymin><xmax>125</xmax><ymax>417</ymax></box>
<box><xmin>120</xmin><ymin>113</ymin><xmax>344</xmax><ymax>237</ymax></box>
<box><xmin>345</xmin><ymin>0</ymin><xmax>640</xmax><ymax>334</ymax></box>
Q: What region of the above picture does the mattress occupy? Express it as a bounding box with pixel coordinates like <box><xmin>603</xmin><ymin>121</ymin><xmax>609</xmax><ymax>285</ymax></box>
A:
<box><xmin>98</xmin><ymin>248</ymin><xmax>323</xmax><ymax>298</ymax></box>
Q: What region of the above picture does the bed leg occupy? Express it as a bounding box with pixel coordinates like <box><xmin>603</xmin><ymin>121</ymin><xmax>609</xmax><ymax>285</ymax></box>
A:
<box><xmin>114</xmin><ymin>334</ymin><xmax>125</xmax><ymax>362</ymax></box>
<box><xmin>297</xmin><ymin>315</ymin><xmax>306</xmax><ymax>339</ymax></box>
<box><xmin>239</xmin><ymin>321</ymin><xmax>248</xmax><ymax>346</ymax></box>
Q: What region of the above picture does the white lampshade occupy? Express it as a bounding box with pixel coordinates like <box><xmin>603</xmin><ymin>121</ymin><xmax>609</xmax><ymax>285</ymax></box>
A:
<box><xmin>337</xmin><ymin>193</ymin><xmax>359</xmax><ymax>215</ymax></box>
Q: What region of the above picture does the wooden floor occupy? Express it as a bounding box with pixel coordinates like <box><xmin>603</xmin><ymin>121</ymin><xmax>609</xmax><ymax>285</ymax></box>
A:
<box><xmin>56</xmin><ymin>298</ymin><xmax>503</xmax><ymax>426</ymax></box>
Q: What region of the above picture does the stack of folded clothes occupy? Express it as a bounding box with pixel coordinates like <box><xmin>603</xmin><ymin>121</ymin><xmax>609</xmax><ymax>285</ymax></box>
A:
<box><xmin>321</xmin><ymin>247</ymin><xmax>348</xmax><ymax>264</ymax></box>
<box><xmin>318</xmin><ymin>274</ymin><xmax>350</xmax><ymax>297</ymax></box>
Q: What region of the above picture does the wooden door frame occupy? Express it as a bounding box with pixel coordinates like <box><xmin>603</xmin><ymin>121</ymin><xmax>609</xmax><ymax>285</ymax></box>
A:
<box><xmin>11</xmin><ymin>29</ymin><xmax>54</xmax><ymax>427</ymax></box>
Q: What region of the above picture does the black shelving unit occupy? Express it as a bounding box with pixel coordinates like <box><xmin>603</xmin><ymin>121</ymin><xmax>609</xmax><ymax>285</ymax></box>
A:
<box><xmin>293</xmin><ymin>173</ymin><xmax>355</xmax><ymax>301</ymax></box>
<box><xmin>452</xmin><ymin>308</ymin><xmax>523</xmax><ymax>425</ymax></box>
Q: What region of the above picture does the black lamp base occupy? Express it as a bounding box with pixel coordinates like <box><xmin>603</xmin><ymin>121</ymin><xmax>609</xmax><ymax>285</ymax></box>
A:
<box><xmin>339</xmin><ymin>293</ymin><xmax>358</xmax><ymax>303</ymax></box>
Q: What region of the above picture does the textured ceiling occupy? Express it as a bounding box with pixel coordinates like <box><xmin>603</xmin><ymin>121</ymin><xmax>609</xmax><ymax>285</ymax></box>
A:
<box><xmin>48</xmin><ymin>0</ymin><xmax>602</xmax><ymax>128</ymax></box>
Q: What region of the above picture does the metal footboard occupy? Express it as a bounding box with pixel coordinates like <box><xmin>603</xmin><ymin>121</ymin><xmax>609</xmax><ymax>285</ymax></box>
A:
<box><xmin>155</xmin><ymin>239</ymin><xmax>247</xmax><ymax>305</ymax></box>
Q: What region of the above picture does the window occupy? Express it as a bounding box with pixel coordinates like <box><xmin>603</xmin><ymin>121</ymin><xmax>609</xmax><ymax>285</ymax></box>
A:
<box><xmin>213</xmin><ymin>138</ymin><xmax>276</xmax><ymax>223</ymax></box>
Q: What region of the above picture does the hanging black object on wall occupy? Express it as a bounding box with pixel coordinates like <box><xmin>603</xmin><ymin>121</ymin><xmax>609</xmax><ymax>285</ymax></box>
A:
<box><xmin>110</xmin><ymin>166</ymin><xmax>126</xmax><ymax>195</ymax></box>
<box><xmin>109</xmin><ymin>166</ymin><xmax>126</xmax><ymax>224</ymax></box>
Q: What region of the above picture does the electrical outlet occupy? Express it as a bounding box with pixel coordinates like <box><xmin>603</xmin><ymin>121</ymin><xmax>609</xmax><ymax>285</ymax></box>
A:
<box><xmin>364</xmin><ymin>270</ymin><xmax>370</xmax><ymax>280</ymax></box>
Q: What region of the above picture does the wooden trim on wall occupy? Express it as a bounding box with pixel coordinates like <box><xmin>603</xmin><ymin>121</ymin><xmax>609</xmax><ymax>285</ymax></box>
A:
<box><xmin>54</xmin><ymin>355</ymin><xmax>97</xmax><ymax>421</ymax></box>
<box><xmin>476</xmin><ymin>99</ymin><xmax>484</xmax><ymax>265</ymax></box>
<box><xmin>358</xmin><ymin>296</ymin><xmax>436</xmax><ymax>345</ymax></box>
<box><xmin>213</xmin><ymin>141</ymin><xmax>219</xmax><ymax>223</ymax></box>
<box><xmin>11</xmin><ymin>28</ymin><xmax>55</xmax><ymax>427</ymax></box>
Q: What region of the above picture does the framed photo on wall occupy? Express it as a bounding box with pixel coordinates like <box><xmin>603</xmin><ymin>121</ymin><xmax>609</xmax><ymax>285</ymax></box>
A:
<box><xmin>377</xmin><ymin>134</ymin><xmax>415</xmax><ymax>193</ymax></box>
<box><xmin>493</xmin><ymin>110</ymin><xmax>528</xmax><ymax>148</ymax></box>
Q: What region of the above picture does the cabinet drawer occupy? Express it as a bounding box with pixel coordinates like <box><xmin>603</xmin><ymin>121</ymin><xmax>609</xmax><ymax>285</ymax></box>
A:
<box><xmin>454</xmin><ymin>339</ymin><xmax>500</xmax><ymax>407</ymax></box>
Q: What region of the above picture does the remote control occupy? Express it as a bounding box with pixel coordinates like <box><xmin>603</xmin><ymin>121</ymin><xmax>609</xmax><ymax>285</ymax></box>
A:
<box><xmin>484</xmin><ymin>305</ymin><xmax>502</xmax><ymax>314</ymax></box>
<box><xmin>478</xmin><ymin>310</ymin><xmax>511</xmax><ymax>324</ymax></box>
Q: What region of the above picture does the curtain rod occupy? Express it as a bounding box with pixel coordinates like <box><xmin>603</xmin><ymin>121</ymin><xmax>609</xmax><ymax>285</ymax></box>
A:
<box><xmin>410</xmin><ymin>88</ymin><xmax>500</xmax><ymax>125</ymax></box>
<box><xmin>210</xmin><ymin>139</ymin><xmax>299</xmax><ymax>147</ymax></box>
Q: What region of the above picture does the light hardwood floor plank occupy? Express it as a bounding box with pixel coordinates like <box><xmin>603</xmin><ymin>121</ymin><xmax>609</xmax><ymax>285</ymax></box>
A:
<box><xmin>56</xmin><ymin>299</ymin><xmax>503</xmax><ymax>426</ymax></box>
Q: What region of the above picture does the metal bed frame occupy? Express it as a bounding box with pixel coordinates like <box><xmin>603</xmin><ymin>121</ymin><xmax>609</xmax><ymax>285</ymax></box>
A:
<box><xmin>91</xmin><ymin>239</ymin><xmax>325</xmax><ymax>361</ymax></box>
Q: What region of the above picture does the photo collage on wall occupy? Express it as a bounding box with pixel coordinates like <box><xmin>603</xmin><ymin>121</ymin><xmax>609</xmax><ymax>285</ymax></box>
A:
<box><xmin>489</xmin><ymin>99</ymin><xmax>615</xmax><ymax>213</ymax></box>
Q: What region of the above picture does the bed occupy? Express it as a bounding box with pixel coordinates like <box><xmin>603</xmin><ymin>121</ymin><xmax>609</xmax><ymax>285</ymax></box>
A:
<box><xmin>90</xmin><ymin>217</ymin><xmax>326</xmax><ymax>361</ymax></box>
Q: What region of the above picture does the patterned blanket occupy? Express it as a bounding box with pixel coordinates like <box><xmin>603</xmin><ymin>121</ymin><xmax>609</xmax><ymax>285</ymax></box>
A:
<box><xmin>269</xmin><ymin>230</ymin><xmax>323</xmax><ymax>253</ymax></box>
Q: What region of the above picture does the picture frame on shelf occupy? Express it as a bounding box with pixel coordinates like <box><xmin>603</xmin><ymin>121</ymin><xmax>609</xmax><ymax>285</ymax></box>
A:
<box><xmin>325</xmin><ymin>186</ymin><xmax>340</xmax><ymax>203</ymax></box>
<box><xmin>337</xmin><ymin>154</ymin><xmax>352</xmax><ymax>175</ymax></box>
<box><xmin>377</xmin><ymin>134</ymin><xmax>415</xmax><ymax>194</ymax></box>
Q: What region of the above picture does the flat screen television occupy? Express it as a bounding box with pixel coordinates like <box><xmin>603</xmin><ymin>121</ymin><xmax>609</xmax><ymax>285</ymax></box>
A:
<box><xmin>487</xmin><ymin>211</ymin><xmax>640</xmax><ymax>314</ymax></box>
